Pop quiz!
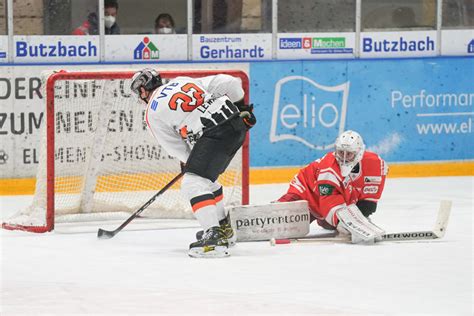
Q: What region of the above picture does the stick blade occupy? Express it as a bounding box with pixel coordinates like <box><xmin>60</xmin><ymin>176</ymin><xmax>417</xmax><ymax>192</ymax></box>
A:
<box><xmin>97</xmin><ymin>228</ymin><xmax>116</xmax><ymax>239</ymax></box>
<box><xmin>433</xmin><ymin>200</ymin><xmax>452</xmax><ymax>238</ymax></box>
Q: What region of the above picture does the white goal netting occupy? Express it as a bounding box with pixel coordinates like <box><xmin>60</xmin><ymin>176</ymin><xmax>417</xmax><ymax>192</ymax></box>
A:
<box><xmin>3</xmin><ymin>70</ymin><xmax>249</xmax><ymax>232</ymax></box>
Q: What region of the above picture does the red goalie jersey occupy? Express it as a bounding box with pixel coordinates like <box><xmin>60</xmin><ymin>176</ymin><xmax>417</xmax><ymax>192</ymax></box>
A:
<box><xmin>278</xmin><ymin>151</ymin><xmax>388</xmax><ymax>228</ymax></box>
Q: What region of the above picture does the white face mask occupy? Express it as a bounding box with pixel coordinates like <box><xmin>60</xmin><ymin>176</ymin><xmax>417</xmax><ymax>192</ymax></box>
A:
<box><xmin>157</xmin><ymin>27</ymin><xmax>173</xmax><ymax>34</ymax></box>
<box><xmin>104</xmin><ymin>15</ymin><xmax>116</xmax><ymax>29</ymax></box>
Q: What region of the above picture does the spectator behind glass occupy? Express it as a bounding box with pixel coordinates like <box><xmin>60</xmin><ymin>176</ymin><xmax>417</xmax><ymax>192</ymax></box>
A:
<box><xmin>73</xmin><ymin>0</ymin><xmax>120</xmax><ymax>35</ymax></box>
<box><xmin>155</xmin><ymin>13</ymin><xmax>176</xmax><ymax>34</ymax></box>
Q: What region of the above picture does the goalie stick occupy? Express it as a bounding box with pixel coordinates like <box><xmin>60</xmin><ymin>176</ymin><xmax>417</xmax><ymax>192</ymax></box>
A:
<box><xmin>270</xmin><ymin>200</ymin><xmax>452</xmax><ymax>246</ymax></box>
<box><xmin>97</xmin><ymin>172</ymin><xmax>184</xmax><ymax>239</ymax></box>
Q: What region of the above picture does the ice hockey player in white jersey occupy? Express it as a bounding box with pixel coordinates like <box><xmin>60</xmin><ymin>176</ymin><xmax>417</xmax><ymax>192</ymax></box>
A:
<box><xmin>130</xmin><ymin>69</ymin><xmax>256</xmax><ymax>258</ymax></box>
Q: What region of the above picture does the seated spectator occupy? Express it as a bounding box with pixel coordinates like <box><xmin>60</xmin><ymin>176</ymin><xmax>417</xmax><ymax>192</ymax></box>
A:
<box><xmin>155</xmin><ymin>13</ymin><xmax>176</xmax><ymax>34</ymax></box>
<box><xmin>73</xmin><ymin>0</ymin><xmax>120</xmax><ymax>35</ymax></box>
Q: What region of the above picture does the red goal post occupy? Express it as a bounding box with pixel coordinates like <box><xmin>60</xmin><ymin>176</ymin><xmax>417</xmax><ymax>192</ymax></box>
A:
<box><xmin>2</xmin><ymin>69</ymin><xmax>249</xmax><ymax>233</ymax></box>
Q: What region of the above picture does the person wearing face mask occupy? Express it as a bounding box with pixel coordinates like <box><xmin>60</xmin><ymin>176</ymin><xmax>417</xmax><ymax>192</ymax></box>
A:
<box><xmin>73</xmin><ymin>0</ymin><xmax>120</xmax><ymax>35</ymax></box>
<box><xmin>154</xmin><ymin>13</ymin><xmax>176</xmax><ymax>34</ymax></box>
<box><xmin>103</xmin><ymin>0</ymin><xmax>120</xmax><ymax>34</ymax></box>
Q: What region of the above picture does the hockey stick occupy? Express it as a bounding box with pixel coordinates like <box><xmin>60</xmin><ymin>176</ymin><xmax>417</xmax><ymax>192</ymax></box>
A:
<box><xmin>97</xmin><ymin>172</ymin><xmax>184</xmax><ymax>239</ymax></box>
<box><xmin>270</xmin><ymin>200</ymin><xmax>452</xmax><ymax>246</ymax></box>
<box><xmin>381</xmin><ymin>200</ymin><xmax>451</xmax><ymax>241</ymax></box>
<box><xmin>204</xmin><ymin>111</ymin><xmax>250</xmax><ymax>134</ymax></box>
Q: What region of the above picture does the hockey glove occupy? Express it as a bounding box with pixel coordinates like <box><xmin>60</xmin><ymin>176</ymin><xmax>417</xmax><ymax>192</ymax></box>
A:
<box><xmin>235</xmin><ymin>100</ymin><xmax>256</xmax><ymax>129</ymax></box>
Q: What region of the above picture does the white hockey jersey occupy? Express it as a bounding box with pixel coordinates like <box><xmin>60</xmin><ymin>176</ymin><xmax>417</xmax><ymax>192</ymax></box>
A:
<box><xmin>144</xmin><ymin>74</ymin><xmax>245</xmax><ymax>163</ymax></box>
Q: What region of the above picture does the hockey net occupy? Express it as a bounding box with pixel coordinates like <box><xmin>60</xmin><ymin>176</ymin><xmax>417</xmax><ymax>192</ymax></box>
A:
<box><xmin>2</xmin><ymin>70</ymin><xmax>249</xmax><ymax>233</ymax></box>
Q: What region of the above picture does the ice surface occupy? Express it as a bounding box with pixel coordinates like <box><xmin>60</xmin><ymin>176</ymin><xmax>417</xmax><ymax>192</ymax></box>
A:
<box><xmin>1</xmin><ymin>177</ymin><xmax>473</xmax><ymax>315</ymax></box>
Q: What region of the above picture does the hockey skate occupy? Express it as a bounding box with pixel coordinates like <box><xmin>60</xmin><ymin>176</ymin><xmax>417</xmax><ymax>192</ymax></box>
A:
<box><xmin>189</xmin><ymin>226</ymin><xmax>230</xmax><ymax>258</ymax></box>
<box><xmin>195</xmin><ymin>213</ymin><xmax>236</xmax><ymax>247</ymax></box>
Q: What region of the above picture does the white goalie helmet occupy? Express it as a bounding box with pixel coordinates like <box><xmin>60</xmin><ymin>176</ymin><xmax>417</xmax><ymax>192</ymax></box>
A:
<box><xmin>334</xmin><ymin>130</ymin><xmax>365</xmax><ymax>177</ymax></box>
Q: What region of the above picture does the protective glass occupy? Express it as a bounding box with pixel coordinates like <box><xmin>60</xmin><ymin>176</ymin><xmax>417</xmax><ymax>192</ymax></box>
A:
<box><xmin>0</xmin><ymin>0</ymin><xmax>5</xmax><ymax>35</ymax></box>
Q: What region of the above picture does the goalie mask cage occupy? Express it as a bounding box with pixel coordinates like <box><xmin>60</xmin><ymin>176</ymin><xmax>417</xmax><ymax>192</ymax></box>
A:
<box><xmin>2</xmin><ymin>69</ymin><xmax>249</xmax><ymax>233</ymax></box>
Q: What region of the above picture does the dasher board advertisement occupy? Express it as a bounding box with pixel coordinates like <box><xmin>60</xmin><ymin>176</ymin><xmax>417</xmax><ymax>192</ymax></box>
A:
<box><xmin>105</xmin><ymin>35</ymin><xmax>188</xmax><ymax>62</ymax></box>
<box><xmin>277</xmin><ymin>33</ymin><xmax>355</xmax><ymax>59</ymax></box>
<box><xmin>249</xmin><ymin>57</ymin><xmax>474</xmax><ymax>167</ymax></box>
<box><xmin>13</xmin><ymin>36</ymin><xmax>100</xmax><ymax>63</ymax></box>
<box><xmin>441</xmin><ymin>30</ymin><xmax>474</xmax><ymax>56</ymax></box>
<box><xmin>192</xmin><ymin>34</ymin><xmax>272</xmax><ymax>61</ymax></box>
<box><xmin>0</xmin><ymin>36</ymin><xmax>7</xmax><ymax>63</ymax></box>
<box><xmin>360</xmin><ymin>31</ymin><xmax>437</xmax><ymax>58</ymax></box>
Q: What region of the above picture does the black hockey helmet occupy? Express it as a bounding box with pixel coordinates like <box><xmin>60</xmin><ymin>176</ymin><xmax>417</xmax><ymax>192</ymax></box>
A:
<box><xmin>130</xmin><ymin>68</ymin><xmax>163</xmax><ymax>99</ymax></box>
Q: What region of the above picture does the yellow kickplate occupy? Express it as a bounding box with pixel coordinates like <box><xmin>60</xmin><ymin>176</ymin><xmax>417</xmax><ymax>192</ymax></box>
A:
<box><xmin>249</xmin><ymin>161</ymin><xmax>474</xmax><ymax>184</ymax></box>
<box><xmin>1</xmin><ymin>161</ymin><xmax>472</xmax><ymax>195</ymax></box>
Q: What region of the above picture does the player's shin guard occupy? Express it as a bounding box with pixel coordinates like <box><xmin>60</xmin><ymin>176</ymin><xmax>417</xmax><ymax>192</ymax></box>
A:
<box><xmin>213</xmin><ymin>186</ymin><xmax>226</xmax><ymax>221</ymax></box>
<box><xmin>182</xmin><ymin>173</ymin><xmax>220</xmax><ymax>230</ymax></box>
<box><xmin>195</xmin><ymin>186</ymin><xmax>236</xmax><ymax>246</ymax></box>
<box><xmin>190</xmin><ymin>194</ymin><xmax>220</xmax><ymax>232</ymax></box>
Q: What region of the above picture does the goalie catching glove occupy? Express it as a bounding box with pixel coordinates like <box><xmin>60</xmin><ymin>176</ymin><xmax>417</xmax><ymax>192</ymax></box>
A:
<box><xmin>335</xmin><ymin>204</ymin><xmax>385</xmax><ymax>244</ymax></box>
<box><xmin>235</xmin><ymin>100</ymin><xmax>256</xmax><ymax>129</ymax></box>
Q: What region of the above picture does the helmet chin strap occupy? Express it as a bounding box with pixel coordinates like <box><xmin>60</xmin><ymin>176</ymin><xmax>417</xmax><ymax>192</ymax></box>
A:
<box><xmin>140</xmin><ymin>95</ymin><xmax>149</xmax><ymax>103</ymax></box>
<box><xmin>140</xmin><ymin>90</ymin><xmax>151</xmax><ymax>104</ymax></box>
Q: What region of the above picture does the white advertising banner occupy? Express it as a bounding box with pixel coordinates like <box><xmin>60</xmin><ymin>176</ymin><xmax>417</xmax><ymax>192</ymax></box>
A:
<box><xmin>192</xmin><ymin>34</ymin><xmax>272</xmax><ymax>61</ymax></box>
<box><xmin>360</xmin><ymin>31</ymin><xmax>437</xmax><ymax>58</ymax></box>
<box><xmin>105</xmin><ymin>35</ymin><xmax>188</xmax><ymax>62</ymax></box>
<box><xmin>441</xmin><ymin>30</ymin><xmax>474</xmax><ymax>56</ymax></box>
<box><xmin>0</xmin><ymin>36</ymin><xmax>7</xmax><ymax>63</ymax></box>
<box><xmin>13</xmin><ymin>36</ymin><xmax>100</xmax><ymax>63</ymax></box>
<box><xmin>277</xmin><ymin>33</ymin><xmax>355</xmax><ymax>59</ymax></box>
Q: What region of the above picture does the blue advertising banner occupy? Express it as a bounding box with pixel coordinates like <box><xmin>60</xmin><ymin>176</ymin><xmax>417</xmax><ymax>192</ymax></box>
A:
<box><xmin>249</xmin><ymin>57</ymin><xmax>474</xmax><ymax>167</ymax></box>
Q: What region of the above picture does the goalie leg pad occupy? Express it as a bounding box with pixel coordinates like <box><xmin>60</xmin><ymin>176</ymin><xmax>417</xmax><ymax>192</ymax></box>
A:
<box><xmin>229</xmin><ymin>201</ymin><xmax>310</xmax><ymax>241</ymax></box>
<box><xmin>336</xmin><ymin>204</ymin><xmax>385</xmax><ymax>244</ymax></box>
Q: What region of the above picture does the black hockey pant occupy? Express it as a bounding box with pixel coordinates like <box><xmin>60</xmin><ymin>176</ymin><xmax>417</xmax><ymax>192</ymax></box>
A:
<box><xmin>185</xmin><ymin>115</ymin><xmax>247</xmax><ymax>182</ymax></box>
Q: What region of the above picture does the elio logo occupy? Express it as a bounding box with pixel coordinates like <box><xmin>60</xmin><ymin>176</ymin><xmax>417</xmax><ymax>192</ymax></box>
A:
<box><xmin>270</xmin><ymin>76</ymin><xmax>350</xmax><ymax>150</ymax></box>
